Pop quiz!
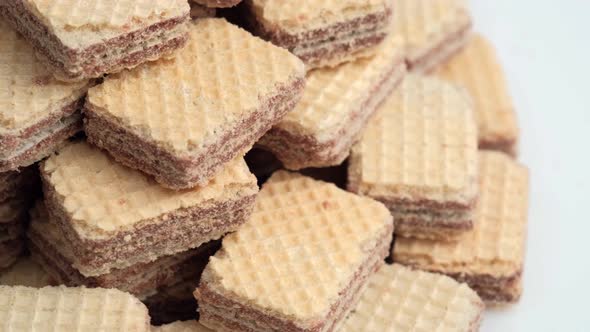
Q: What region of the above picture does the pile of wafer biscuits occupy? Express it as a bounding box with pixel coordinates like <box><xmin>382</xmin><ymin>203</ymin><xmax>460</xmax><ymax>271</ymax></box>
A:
<box><xmin>0</xmin><ymin>0</ymin><xmax>529</xmax><ymax>331</ymax></box>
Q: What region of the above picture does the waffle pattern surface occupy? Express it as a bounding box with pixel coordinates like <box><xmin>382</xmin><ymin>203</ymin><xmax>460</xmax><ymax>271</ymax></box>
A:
<box><xmin>87</xmin><ymin>18</ymin><xmax>304</xmax><ymax>155</ymax></box>
<box><xmin>26</xmin><ymin>0</ymin><xmax>187</xmax><ymax>30</ymax></box>
<box><xmin>435</xmin><ymin>35</ymin><xmax>518</xmax><ymax>147</ymax></box>
<box><xmin>152</xmin><ymin>321</ymin><xmax>213</xmax><ymax>332</ymax></box>
<box><xmin>247</xmin><ymin>0</ymin><xmax>389</xmax><ymax>32</ymax></box>
<box><xmin>276</xmin><ymin>35</ymin><xmax>405</xmax><ymax>140</ymax></box>
<box><xmin>350</xmin><ymin>75</ymin><xmax>477</xmax><ymax>202</ymax></box>
<box><xmin>395</xmin><ymin>151</ymin><xmax>529</xmax><ymax>277</ymax></box>
<box><xmin>0</xmin><ymin>286</ymin><xmax>149</xmax><ymax>331</ymax></box>
<box><xmin>42</xmin><ymin>141</ymin><xmax>255</xmax><ymax>234</ymax></box>
<box><xmin>205</xmin><ymin>171</ymin><xmax>392</xmax><ymax>320</ymax></box>
<box><xmin>0</xmin><ymin>258</ymin><xmax>52</xmax><ymax>288</ymax></box>
<box><xmin>393</xmin><ymin>0</ymin><xmax>471</xmax><ymax>58</ymax></box>
<box><xmin>0</xmin><ymin>19</ymin><xmax>88</xmax><ymax>134</ymax></box>
<box><xmin>341</xmin><ymin>264</ymin><xmax>482</xmax><ymax>331</ymax></box>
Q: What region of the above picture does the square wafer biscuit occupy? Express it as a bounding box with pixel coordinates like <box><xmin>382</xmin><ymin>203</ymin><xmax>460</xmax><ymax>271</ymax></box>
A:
<box><xmin>435</xmin><ymin>34</ymin><xmax>519</xmax><ymax>156</ymax></box>
<box><xmin>85</xmin><ymin>18</ymin><xmax>305</xmax><ymax>190</ymax></box>
<box><xmin>192</xmin><ymin>0</ymin><xmax>241</xmax><ymax>8</ymax></box>
<box><xmin>243</xmin><ymin>0</ymin><xmax>393</xmax><ymax>70</ymax></box>
<box><xmin>152</xmin><ymin>321</ymin><xmax>213</xmax><ymax>332</ymax></box>
<box><xmin>27</xmin><ymin>201</ymin><xmax>220</xmax><ymax>298</ymax></box>
<box><xmin>0</xmin><ymin>258</ymin><xmax>53</xmax><ymax>288</ymax></box>
<box><xmin>196</xmin><ymin>171</ymin><xmax>393</xmax><ymax>332</ymax></box>
<box><xmin>340</xmin><ymin>264</ymin><xmax>483</xmax><ymax>331</ymax></box>
<box><xmin>258</xmin><ymin>34</ymin><xmax>407</xmax><ymax>170</ymax></box>
<box><xmin>348</xmin><ymin>74</ymin><xmax>478</xmax><ymax>240</ymax></box>
<box><xmin>394</xmin><ymin>0</ymin><xmax>473</xmax><ymax>73</ymax></box>
<box><xmin>394</xmin><ymin>151</ymin><xmax>529</xmax><ymax>304</ymax></box>
<box><xmin>0</xmin><ymin>286</ymin><xmax>150</xmax><ymax>331</ymax></box>
<box><xmin>40</xmin><ymin>141</ymin><xmax>258</xmax><ymax>277</ymax></box>
<box><xmin>0</xmin><ymin>0</ymin><xmax>190</xmax><ymax>82</ymax></box>
<box><xmin>0</xmin><ymin>19</ymin><xmax>92</xmax><ymax>172</ymax></box>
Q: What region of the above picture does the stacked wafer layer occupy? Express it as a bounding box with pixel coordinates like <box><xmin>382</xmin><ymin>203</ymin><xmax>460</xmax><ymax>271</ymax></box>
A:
<box><xmin>394</xmin><ymin>151</ymin><xmax>529</xmax><ymax>304</ymax></box>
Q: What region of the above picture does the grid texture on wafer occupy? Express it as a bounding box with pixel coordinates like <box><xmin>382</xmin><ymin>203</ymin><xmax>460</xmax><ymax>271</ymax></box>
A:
<box><xmin>23</xmin><ymin>0</ymin><xmax>188</xmax><ymax>47</ymax></box>
<box><xmin>341</xmin><ymin>264</ymin><xmax>482</xmax><ymax>331</ymax></box>
<box><xmin>0</xmin><ymin>19</ymin><xmax>88</xmax><ymax>135</ymax></box>
<box><xmin>205</xmin><ymin>171</ymin><xmax>392</xmax><ymax>320</ymax></box>
<box><xmin>395</xmin><ymin>151</ymin><xmax>529</xmax><ymax>277</ymax></box>
<box><xmin>393</xmin><ymin>0</ymin><xmax>471</xmax><ymax>58</ymax></box>
<box><xmin>0</xmin><ymin>258</ymin><xmax>52</xmax><ymax>288</ymax></box>
<box><xmin>0</xmin><ymin>286</ymin><xmax>149</xmax><ymax>331</ymax></box>
<box><xmin>247</xmin><ymin>0</ymin><xmax>390</xmax><ymax>32</ymax></box>
<box><xmin>42</xmin><ymin>141</ymin><xmax>255</xmax><ymax>235</ymax></box>
<box><xmin>87</xmin><ymin>18</ymin><xmax>304</xmax><ymax>155</ymax></box>
<box><xmin>152</xmin><ymin>320</ymin><xmax>213</xmax><ymax>332</ymax></box>
<box><xmin>435</xmin><ymin>34</ymin><xmax>518</xmax><ymax>146</ymax></box>
<box><xmin>349</xmin><ymin>74</ymin><xmax>477</xmax><ymax>203</ymax></box>
<box><xmin>276</xmin><ymin>34</ymin><xmax>405</xmax><ymax>141</ymax></box>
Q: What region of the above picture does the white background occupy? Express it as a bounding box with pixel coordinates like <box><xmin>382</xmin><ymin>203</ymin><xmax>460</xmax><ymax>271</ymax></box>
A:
<box><xmin>470</xmin><ymin>1</ymin><xmax>590</xmax><ymax>331</ymax></box>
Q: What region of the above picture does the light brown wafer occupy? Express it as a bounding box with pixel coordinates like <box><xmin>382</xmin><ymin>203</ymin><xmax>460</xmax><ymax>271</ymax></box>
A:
<box><xmin>394</xmin><ymin>151</ymin><xmax>529</xmax><ymax>304</ymax></box>
<box><xmin>348</xmin><ymin>74</ymin><xmax>478</xmax><ymax>240</ymax></box>
<box><xmin>244</xmin><ymin>0</ymin><xmax>393</xmax><ymax>70</ymax></box>
<box><xmin>340</xmin><ymin>264</ymin><xmax>483</xmax><ymax>331</ymax></box>
<box><xmin>393</xmin><ymin>0</ymin><xmax>473</xmax><ymax>73</ymax></box>
<box><xmin>435</xmin><ymin>34</ymin><xmax>519</xmax><ymax>155</ymax></box>
<box><xmin>258</xmin><ymin>34</ymin><xmax>406</xmax><ymax>170</ymax></box>
<box><xmin>0</xmin><ymin>18</ymin><xmax>91</xmax><ymax>172</ymax></box>
<box><xmin>0</xmin><ymin>258</ymin><xmax>52</xmax><ymax>288</ymax></box>
<box><xmin>196</xmin><ymin>171</ymin><xmax>393</xmax><ymax>332</ymax></box>
<box><xmin>152</xmin><ymin>321</ymin><xmax>213</xmax><ymax>332</ymax></box>
<box><xmin>0</xmin><ymin>286</ymin><xmax>150</xmax><ymax>331</ymax></box>
<box><xmin>85</xmin><ymin>18</ymin><xmax>305</xmax><ymax>189</ymax></box>
<box><xmin>0</xmin><ymin>0</ymin><xmax>190</xmax><ymax>82</ymax></box>
<box><xmin>40</xmin><ymin>141</ymin><xmax>257</xmax><ymax>276</ymax></box>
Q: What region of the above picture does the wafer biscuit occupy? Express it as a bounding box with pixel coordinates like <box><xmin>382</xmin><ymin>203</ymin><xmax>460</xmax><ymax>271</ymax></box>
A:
<box><xmin>340</xmin><ymin>264</ymin><xmax>483</xmax><ymax>331</ymax></box>
<box><xmin>196</xmin><ymin>171</ymin><xmax>393</xmax><ymax>332</ymax></box>
<box><xmin>0</xmin><ymin>286</ymin><xmax>150</xmax><ymax>331</ymax></box>
<box><xmin>243</xmin><ymin>0</ymin><xmax>393</xmax><ymax>70</ymax></box>
<box><xmin>435</xmin><ymin>34</ymin><xmax>519</xmax><ymax>155</ymax></box>
<box><xmin>28</xmin><ymin>201</ymin><xmax>220</xmax><ymax>298</ymax></box>
<box><xmin>152</xmin><ymin>321</ymin><xmax>213</xmax><ymax>332</ymax></box>
<box><xmin>394</xmin><ymin>151</ymin><xmax>529</xmax><ymax>304</ymax></box>
<box><xmin>0</xmin><ymin>19</ymin><xmax>92</xmax><ymax>172</ymax></box>
<box><xmin>258</xmin><ymin>34</ymin><xmax>406</xmax><ymax>170</ymax></box>
<box><xmin>40</xmin><ymin>141</ymin><xmax>257</xmax><ymax>276</ymax></box>
<box><xmin>349</xmin><ymin>75</ymin><xmax>478</xmax><ymax>240</ymax></box>
<box><xmin>394</xmin><ymin>0</ymin><xmax>472</xmax><ymax>73</ymax></box>
<box><xmin>0</xmin><ymin>258</ymin><xmax>53</xmax><ymax>288</ymax></box>
<box><xmin>85</xmin><ymin>18</ymin><xmax>305</xmax><ymax>189</ymax></box>
<box><xmin>192</xmin><ymin>0</ymin><xmax>241</xmax><ymax>8</ymax></box>
<box><xmin>0</xmin><ymin>0</ymin><xmax>190</xmax><ymax>82</ymax></box>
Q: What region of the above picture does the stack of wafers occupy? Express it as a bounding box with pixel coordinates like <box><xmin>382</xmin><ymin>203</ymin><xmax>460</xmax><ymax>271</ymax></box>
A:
<box><xmin>0</xmin><ymin>0</ymin><xmax>529</xmax><ymax>331</ymax></box>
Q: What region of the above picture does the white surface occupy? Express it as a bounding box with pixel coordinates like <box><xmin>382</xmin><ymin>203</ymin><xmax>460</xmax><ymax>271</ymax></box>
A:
<box><xmin>470</xmin><ymin>1</ymin><xmax>590</xmax><ymax>331</ymax></box>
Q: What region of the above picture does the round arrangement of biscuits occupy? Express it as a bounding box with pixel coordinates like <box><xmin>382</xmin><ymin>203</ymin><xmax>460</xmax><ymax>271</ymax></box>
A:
<box><xmin>0</xmin><ymin>0</ymin><xmax>528</xmax><ymax>331</ymax></box>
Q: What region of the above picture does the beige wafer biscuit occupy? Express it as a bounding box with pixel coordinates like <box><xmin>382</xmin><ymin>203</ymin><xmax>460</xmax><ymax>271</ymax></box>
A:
<box><xmin>0</xmin><ymin>258</ymin><xmax>52</xmax><ymax>288</ymax></box>
<box><xmin>85</xmin><ymin>18</ymin><xmax>305</xmax><ymax>189</ymax></box>
<box><xmin>152</xmin><ymin>321</ymin><xmax>213</xmax><ymax>332</ymax></box>
<box><xmin>0</xmin><ymin>286</ymin><xmax>150</xmax><ymax>331</ymax></box>
<box><xmin>258</xmin><ymin>34</ymin><xmax>407</xmax><ymax>170</ymax></box>
<box><xmin>0</xmin><ymin>18</ymin><xmax>91</xmax><ymax>172</ymax></box>
<box><xmin>394</xmin><ymin>151</ymin><xmax>529</xmax><ymax>304</ymax></box>
<box><xmin>40</xmin><ymin>141</ymin><xmax>257</xmax><ymax>276</ymax></box>
<box><xmin>196</xmin><ymin>171</ymin><xmax>393</xmax><ymax>332</ymax></box>
<box><xmin>435</xmin><ymin>34</ymin><xmax>519</xmax><ymax>156</ymax></box>
<box><xmin>394</xmin><ymin>0</ymin><xmax>473</xmax><ymax>73</ymax></box>
<box><xmin>244</xmin><ymin>0</ymin><xmax>393</xmax><ymax>70</ymax></box>
<box><xmin>341</xmin><ymin>264</ymin><xmax>483</xmax><ymax>331</ymax></box>
<box><xmin>348</xmin><ymin>74</ymin><xmax>478</xmax><ymax>240</ymax></box>
<box><xmin>1</xmin><ymin>0</ymin><xmax>190</xmax><ymax>81</ymax></box>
